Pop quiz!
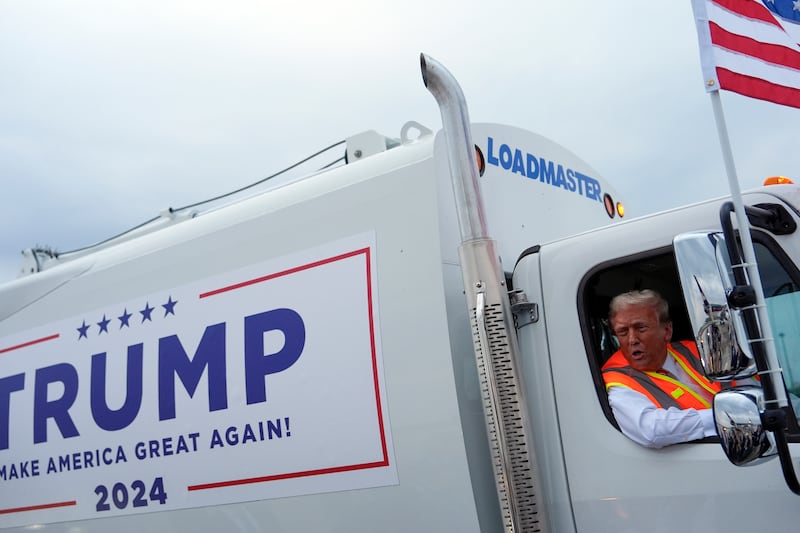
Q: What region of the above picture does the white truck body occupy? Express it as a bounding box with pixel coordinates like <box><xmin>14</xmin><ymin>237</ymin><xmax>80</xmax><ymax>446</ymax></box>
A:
<box><xmin>1</xmin><ymin>56</ymin><xmax>799</xmax><ymax>532</ymax></box>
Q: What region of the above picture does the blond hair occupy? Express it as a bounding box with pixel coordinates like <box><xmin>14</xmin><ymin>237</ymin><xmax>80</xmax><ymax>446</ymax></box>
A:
<box><xmin>609</xmin><ymin>289</ymin><xmax>670</xmax><ymax>324</ymax></box>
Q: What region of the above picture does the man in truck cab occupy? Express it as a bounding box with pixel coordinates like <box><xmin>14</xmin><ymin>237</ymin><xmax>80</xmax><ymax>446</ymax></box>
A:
<box><xmin>602</xmin><ymin>289</ymin><xmax>721</xmax><ymax>448</ymax></box>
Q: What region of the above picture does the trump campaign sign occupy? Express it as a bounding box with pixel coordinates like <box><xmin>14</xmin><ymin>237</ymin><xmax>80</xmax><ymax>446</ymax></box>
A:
<box><xmin>0</xmin><ymin>233</ymin><xmax>396</xmax><ymax>528</ymax></box>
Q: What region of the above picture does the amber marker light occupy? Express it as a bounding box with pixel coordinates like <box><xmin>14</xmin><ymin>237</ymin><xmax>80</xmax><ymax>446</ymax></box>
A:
<box><xmin>475</xmin><ymin>145</ymin><xmax>485</xmax><ymax>177</ymax></box>
<box><xmin>603</xmin><ymin>193</ymin><xmax>615</xmax><ymax>218</ymax></box>
<box><xmin>764</xmin><ymin>176</ymin><xmax>794</xmax><ymax>185</ymax></box>
<box><xmin>616</xmin><ymin>202</ymin><xmax>625</xmax><ymax>218</ymax></box>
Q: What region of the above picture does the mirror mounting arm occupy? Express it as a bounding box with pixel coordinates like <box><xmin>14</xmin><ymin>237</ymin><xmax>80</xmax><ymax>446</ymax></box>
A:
<box><xmin>746</xmin><ymin>203</ymin><xmax>797</xmax><ymax>236</ymax></box>
<box><xmin>727</xmin><ymin>285</ymin><xmax>756</xmax><ymax>308</ymax></box>
<box><xmin>720</xmin><ymin>203</ymin><xmax>771</xmax><ymax>370</ymax></box>
<box><xmin>774</xmin><ymin>428</ymin><xmax>800</xmax><ymax>495</ymax></box>
<box><xmin>719</xmin><ymin>202</ymin><xmax>773</xmax><ymax>383</ymax></box>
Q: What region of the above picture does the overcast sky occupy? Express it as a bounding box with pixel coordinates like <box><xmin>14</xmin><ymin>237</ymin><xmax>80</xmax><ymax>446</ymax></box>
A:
<box><xmin>1</xmin><ymin>1</ymin><xmax>798</xmax><ymax>283</ymax></box>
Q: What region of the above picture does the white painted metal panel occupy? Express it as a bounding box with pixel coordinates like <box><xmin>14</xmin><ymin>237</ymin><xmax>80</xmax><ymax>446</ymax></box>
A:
<box><xmin>0</xmin><ymin>141</ymin><xmax>488</xmax><ymax>532</ymax></box>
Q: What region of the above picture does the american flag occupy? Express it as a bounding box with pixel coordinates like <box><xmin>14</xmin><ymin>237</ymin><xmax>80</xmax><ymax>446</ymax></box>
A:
<box><xmin>692</xmin><ymin>0</ymin><xmax>800</xmax><ymax>109</ymax></box>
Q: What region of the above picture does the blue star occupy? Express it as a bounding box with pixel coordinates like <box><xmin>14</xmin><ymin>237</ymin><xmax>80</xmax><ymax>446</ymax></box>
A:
<box><xmin>77</xmin><ymin>320</ymin><xmax>90</xmax><ymax>339</ymax></box>
<box><xmin>162</xmin><ymin>296</ymin><xmax>178</xmax><ymax>317</ymax></box>
<box><xmin>97</xmin><ymin>315</ymin><xmax>110</xmax><ymax>334</ymax></box>
<box><xmin>140</xmin><ymin>302</ymin><xmax>154</xmax><ymax>323</ymax></box>
<box><xmin>118</xmin><ymin>308</ymin><xmax>132</xmax><ymax>328</ymax></box>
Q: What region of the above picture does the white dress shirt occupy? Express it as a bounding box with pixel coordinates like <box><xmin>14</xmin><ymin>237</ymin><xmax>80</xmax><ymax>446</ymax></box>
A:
<box><xmin>607</xmin><ymin>354</ymin><xmax>717</xmax><ymax>448</ymax></box>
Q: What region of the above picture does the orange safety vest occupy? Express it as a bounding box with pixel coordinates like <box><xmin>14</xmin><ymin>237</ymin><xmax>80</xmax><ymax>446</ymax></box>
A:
<box><xmin>602</xmin><ymin>340</ymin><xmax>721</xmax><ymax>410</ymax></box>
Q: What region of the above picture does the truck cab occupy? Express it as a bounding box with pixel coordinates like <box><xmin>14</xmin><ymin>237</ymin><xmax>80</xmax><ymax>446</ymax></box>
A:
<box><xmin>514</xmin><ymin>185</ymin><xmax>800</xmax><ymax>531</ymax></box>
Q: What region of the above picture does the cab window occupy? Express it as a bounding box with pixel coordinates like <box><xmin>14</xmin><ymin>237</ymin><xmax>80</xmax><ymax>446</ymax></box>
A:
<box><xmin>753</xmin><ymin>235</ymin><xmax>800</xmax><ymax>429</ymax></box>
<box><xmin>580</xmin><ymin>233</ymin><xmax>800</xmax><ymax>438</ymax></box>
<box><xmin>578</xmin><ymin>247</ymin><xmax>695</xmax><ymax>430</ymax></box>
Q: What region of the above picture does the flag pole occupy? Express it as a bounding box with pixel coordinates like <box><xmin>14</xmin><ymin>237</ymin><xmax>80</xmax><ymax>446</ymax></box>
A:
<box><xmin>708</xmin><ymin>89</ymin><xmax>788</xmax><ymax>408</ymax></box>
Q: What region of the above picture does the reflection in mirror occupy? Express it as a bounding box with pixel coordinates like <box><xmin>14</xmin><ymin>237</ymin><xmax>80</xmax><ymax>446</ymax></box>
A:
<box><xmin>714</xmin><ymin>387</ymin><xmax>777</xmax><ymax>466</ymax></box>
<box><xmin>674</xmin><ymin>232</ymin><xmax>756</xmax><ymax>380</ymax></box>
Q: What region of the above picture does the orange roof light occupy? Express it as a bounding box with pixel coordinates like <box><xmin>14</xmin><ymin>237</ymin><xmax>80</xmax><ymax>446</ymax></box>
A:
<box><xmin>764</xmin><ymin>176</ymin><xmax>794</xmax><ymax>185</ymax></box>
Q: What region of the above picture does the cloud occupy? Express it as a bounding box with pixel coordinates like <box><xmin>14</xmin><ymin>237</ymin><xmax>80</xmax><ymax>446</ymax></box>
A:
<box><xmin>1</xmin><ymin>0</ymin><xmax>798</xmax><ymax>285</ymax></box>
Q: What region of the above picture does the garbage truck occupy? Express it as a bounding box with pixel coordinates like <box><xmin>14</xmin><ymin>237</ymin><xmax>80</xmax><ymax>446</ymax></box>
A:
<box><xmin>1</xmin><ymin>54</ymin><xmax>799</xmax><ymax>532</ymax></box>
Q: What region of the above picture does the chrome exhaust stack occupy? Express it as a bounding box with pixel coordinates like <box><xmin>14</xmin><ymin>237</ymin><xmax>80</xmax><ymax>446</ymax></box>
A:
<box><xmin>420</xmin><ymin>53</ymin><xmax>488</xmax><ymax>242</ymax></box>
<box><xmin>421</xmin><ymin>53</ymin><xmax>548</xmax><ymax>533</ymax></box>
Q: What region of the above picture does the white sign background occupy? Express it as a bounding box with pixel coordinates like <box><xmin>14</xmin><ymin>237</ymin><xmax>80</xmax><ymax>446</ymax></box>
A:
<box><xmin>0</xmin><ymin>232</ymin><xmax>395</xmax><ymax>528</ymax></box>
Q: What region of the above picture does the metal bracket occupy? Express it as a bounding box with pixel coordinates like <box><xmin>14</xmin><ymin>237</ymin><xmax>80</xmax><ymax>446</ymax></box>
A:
<box><xmin>510</xmin><ymin>289</ymin><xmax>539</xmax><ymax>329</ymax></box>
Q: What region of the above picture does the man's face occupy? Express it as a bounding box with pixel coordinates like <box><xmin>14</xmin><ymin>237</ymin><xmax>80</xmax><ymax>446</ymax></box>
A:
<box><xmin>611</xmin><ymin>304</ymin><xmax>672</xmax><ymax>372</ymax></box>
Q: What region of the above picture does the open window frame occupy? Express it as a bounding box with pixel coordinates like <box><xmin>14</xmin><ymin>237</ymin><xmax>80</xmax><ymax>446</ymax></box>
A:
<box><xmin>578</xmin><ymin>232</ymin><xmax>800</xmax><ymax>441</ymax></box>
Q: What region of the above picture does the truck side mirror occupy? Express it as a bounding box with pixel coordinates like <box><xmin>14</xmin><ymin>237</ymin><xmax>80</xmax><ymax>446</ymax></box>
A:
<box><xmin>673</xmin><ymin>232</ymin><xmax>756</xmax><ymax>381</ymax></box>
<box><xmin>714</xmin><ymin>386</ymin><xmax>777</xmax><ymax>466</ymax></box>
